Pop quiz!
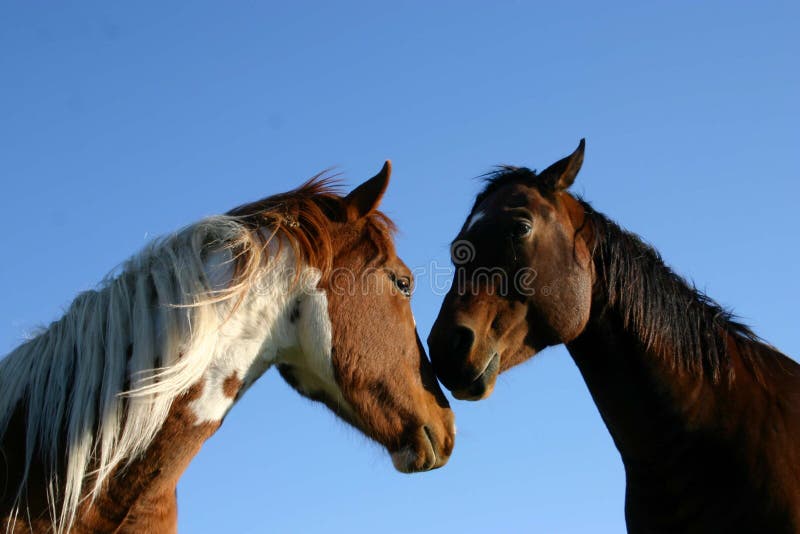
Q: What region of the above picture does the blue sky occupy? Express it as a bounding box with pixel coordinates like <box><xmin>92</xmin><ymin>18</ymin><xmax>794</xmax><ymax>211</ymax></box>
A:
<box><xmin>1</xmin><ymin>2</ymin><xmax>798</xmax><ymax>532</ymax></box>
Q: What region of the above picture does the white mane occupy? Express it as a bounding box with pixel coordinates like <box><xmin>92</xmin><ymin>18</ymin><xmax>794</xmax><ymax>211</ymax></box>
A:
<box><xmin>0</xmin><ymin>215</ymin><xmax>289</xmax><ymax>532</ymax></box>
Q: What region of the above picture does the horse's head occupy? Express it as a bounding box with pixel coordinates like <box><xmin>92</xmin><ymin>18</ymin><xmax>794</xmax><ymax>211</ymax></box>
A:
<box><xmin>250</xmin><ymin>163</ymin><xmax>454</xmax><ymax>472</ymax></box>
<box><xmin>428</xmin><ymin>140</ymin><xmax>594</xmax><ymax>400</ymax></box>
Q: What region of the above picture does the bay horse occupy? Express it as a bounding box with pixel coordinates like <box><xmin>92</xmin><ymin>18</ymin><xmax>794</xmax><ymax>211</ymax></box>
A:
<box><xmin>0</xmin><ymin>162</ymin><xmax>455</xmax><ymax>533</ymax></box>
<box><xmin>428</xmin><ymin>141</ymin><xmax>800</xmax><ymax>533</ymax></box>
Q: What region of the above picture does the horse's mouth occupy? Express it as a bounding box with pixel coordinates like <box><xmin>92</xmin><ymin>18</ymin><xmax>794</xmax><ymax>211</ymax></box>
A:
<box><xmin>451</xmin><ymin>352</ymin><xmax>500</xmax><ymax>401</ymax></box>
<box><xmin>390</xmin><ymin>424</ymin><xmax>449</xmax><ymax>473</ymax></box>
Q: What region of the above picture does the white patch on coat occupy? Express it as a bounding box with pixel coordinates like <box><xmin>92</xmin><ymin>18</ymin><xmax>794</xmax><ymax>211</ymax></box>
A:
<box><xmin>188</xmin><ymin>243</ymin><xmax>351</xmax><ymax>424</ymax></box>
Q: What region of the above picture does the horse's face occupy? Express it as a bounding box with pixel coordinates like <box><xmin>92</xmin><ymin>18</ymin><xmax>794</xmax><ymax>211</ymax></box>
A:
<box><xmin>428</xmin><ymin>141</ymin><xmax>594</xmax><ymax>400</ymax></box>
<box><xmin>278</xmin><ymin>163</ymin><xmax>454</xmax><ymax>473</ymax></box>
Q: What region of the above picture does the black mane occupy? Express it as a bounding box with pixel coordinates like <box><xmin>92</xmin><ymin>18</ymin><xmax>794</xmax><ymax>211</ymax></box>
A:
<box><xmin>582</xmin><ymin>200</ymin><xmax>769</xmax><ymax>383</ymax></box>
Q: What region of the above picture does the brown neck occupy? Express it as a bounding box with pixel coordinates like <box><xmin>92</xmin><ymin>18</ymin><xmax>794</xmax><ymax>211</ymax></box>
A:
<box><xmin>566</xmin><ymin>305</ymin><xmax>710</xmax><ymax>464</ymax></box>
<box><xmin>565</xmin><ymin>206</ymin><xmax>757</xmax><ymax>460</ymax></box>
<box><xmin>2</xmin><ymin>383</ymin><xmax>221</xmax><ymax>534</ymax></box>
<box><xmin>563</xmin><ymin>207</ymin><xmax>800</xmax><ymax>531</ymax></box>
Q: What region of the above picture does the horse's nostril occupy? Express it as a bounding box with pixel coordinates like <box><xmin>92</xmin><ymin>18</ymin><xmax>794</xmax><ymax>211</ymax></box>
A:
<box><xmin>449</xmin><ymin>326</ymin><xmax>475</xmax><ymax>359</ymax></box>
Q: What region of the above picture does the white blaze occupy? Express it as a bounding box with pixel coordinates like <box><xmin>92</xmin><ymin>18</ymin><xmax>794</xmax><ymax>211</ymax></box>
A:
<box><xmin>466</xmin><ymin>210</ymin><xmax>485</xmax><ymax>231</ymax></box>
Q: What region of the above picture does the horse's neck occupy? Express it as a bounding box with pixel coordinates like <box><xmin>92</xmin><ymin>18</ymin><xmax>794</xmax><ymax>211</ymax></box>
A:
<box><xmin>565</xmin><ymin>212</ymin><xmax>763</xmax><ymax>465</ymax></box>
<box><xmin>565</xmin><ymin>306</ymin><xmax>712</xmax><ymax>464</ymax></box>
<box><xmin>565</xmin><ymin>299</ymin><xmax>800</xmax><ymax>530</ymax></box>
<box><xmin>186</xmin><ymin>250</ymin><xmax>299</xmax><ymax>423</ymax></box>
<box><xmin>3</xmin><ymin>247</ymin><xmax>306</xmax><ymax>533</ymax></box>
<box><xmin>84</xmin><ymin>250</ymin><xmax>306</xmax><ymax>531</ymax></box>
<box><xmin>74</xmin><ymin>384</ymin><xmax>215</xmax><ymax>533</ymax></box>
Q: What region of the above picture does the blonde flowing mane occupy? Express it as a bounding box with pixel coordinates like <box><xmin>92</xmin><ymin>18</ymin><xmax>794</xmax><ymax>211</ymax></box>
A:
<box><xmin>0</xmin><ymin>176</ymin><xmax>399</xmax><ymax>533</ymax></box>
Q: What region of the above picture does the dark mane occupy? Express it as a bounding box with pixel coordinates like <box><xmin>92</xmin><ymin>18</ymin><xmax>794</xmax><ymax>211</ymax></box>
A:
<box><xmin>580</xmin><ymin>199</ymin><xmax>770</xmax><ymax>384</ymax></box>
<box><xmin>227</xmin><ymin>173</ymin><xmax>397</xmax><ymax>280</ymax></box>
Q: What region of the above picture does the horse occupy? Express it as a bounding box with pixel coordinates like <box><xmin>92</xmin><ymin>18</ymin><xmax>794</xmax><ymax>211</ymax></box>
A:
<box><xmin>0</xmin><ymin>162</ymin><xmax>455</xmax><ymax>533</ymax></box>
<box><xmin>427</xmin><ymin>141</ymin><xmax>800</xmax><ymax>533</ymax></box>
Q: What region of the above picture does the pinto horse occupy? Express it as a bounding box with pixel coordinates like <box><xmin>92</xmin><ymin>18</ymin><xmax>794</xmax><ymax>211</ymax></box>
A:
<box><xmin>1</xmin><ymin>162</ymin><xmax>455</xmax><ymax>533</ymax></box>
<box><xmin>428</xmin><ymin>141</ymin><xmax>800</xmax><ymax>533</ymax></box>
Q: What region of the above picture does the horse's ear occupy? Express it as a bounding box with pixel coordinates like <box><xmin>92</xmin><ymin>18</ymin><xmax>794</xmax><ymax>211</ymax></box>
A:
<box><xmin>344</xmin><ymin>160</ymin><xmax>392</xmax><ymax>220</ymax></box>
<box><xmin>540</xmin><ymin>139</ymin><xmax>585</xmax><ymax>191</ymax></box>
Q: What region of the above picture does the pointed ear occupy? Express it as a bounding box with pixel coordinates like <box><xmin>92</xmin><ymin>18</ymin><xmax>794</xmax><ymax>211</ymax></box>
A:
<box><xmin>540</xmin><ymin>139</ymin><xmax>585</xmax><ymax>191</ymax></box>
<box><xmin>343</xmin><ymin>160</ymin><xmax>391</xmax><ymax>220</ymax></box>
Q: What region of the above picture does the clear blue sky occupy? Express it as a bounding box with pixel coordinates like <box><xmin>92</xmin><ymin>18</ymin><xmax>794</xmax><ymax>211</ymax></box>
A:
<box><xmin>1</xmin><ymin>2</ymin><xmax>798</xmax><ymax>532</ymax></box>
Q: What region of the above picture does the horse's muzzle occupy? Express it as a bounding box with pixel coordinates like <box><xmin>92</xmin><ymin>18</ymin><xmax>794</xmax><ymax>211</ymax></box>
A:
<box><xmin>390</xmin><ymin>422</ymin><xmax>454</xmax><ymax>473</ymax></box>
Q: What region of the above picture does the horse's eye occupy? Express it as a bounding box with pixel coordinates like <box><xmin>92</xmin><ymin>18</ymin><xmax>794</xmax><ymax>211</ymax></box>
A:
<box><xmin>390</xmin><ymin>274</ymin><xmax>412</xmax><ymax>297</ymax></box>
<box><xmin>513</xmin><ymin>220</ymin><xmax>533</xmax><ymax>238</ymax></box>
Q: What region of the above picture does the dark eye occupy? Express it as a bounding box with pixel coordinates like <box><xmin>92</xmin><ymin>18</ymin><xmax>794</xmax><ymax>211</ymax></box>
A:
<box><xmin>390</xmin><ymin>273</ymin><xmax>412</xmax><ymax>297</ymax></box>
<box><xmin>512</xmin><ymin>219</ymin><xmax>532</xmax><ymax>238</ymax></box>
